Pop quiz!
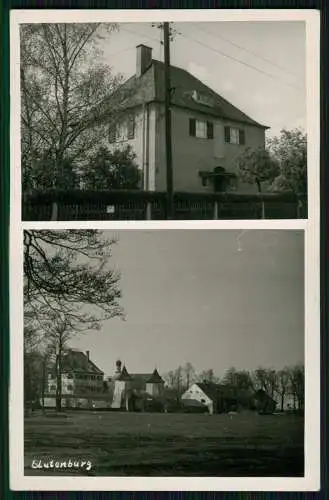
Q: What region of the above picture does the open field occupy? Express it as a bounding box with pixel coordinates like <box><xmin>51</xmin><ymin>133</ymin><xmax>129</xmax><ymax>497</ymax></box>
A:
<box><xmin>24</xmin><ymin>411</ymin><xmax>304</xmax><ymax>477</ymax></box>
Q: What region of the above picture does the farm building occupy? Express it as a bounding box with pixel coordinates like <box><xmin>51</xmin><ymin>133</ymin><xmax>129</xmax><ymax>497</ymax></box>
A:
<box><xmin>181</xmin><ymin>382</ymin><xmax>276</xmax><ymax>414</ymax></box>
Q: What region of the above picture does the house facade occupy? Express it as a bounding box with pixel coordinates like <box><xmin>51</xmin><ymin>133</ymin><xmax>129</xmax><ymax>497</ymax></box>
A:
<box><xmin>44</xmin><ymin>349</ymin><xmax>107</xmax><ymax>409</ymax></box>
<box><xmin>108</xmin><ymin>45</ymin><xmax>268</xmax><ymax>194</ymax></box>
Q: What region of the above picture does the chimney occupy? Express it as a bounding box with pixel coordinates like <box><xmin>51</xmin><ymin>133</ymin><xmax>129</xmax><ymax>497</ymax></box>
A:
<box><xmin>86</xmin><ymin>350</ymin><xmax>90</xmax><ymax>361</ymax></box>
<box><xmin>136</xmin><ymin>45</ymin><xmax>152</xmax><ymax>78</ymax></box>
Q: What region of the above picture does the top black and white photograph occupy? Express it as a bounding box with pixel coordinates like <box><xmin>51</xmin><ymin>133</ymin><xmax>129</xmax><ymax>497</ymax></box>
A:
<box><xmin>18</xmin><ymin>16</ymin><xmax>311</xmax><ymax>221</ymax></box>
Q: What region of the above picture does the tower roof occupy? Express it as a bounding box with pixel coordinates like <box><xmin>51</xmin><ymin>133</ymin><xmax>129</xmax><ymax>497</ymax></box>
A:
<box><xmin>116</xmin><ymin>366</ymin><xmax>164</xmax><ymax>383</ymax></box>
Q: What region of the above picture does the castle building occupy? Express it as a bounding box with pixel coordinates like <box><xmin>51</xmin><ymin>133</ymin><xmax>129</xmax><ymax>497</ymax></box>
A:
<box><xmin>42</xmin><ymin>351</ymin><xmax>165</xmax><ymax>412</ymax></box>
<box><xmin>111</xmin><ymin>360</ymin><xmax>165</xmax><ymax>411</ymax></box>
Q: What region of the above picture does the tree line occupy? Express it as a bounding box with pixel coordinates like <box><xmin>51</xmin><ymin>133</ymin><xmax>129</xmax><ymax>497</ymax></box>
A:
<box><xmin>163</xmin><ymin>363</ymin><xmax>304</xmax><ymax>412</ymax></box>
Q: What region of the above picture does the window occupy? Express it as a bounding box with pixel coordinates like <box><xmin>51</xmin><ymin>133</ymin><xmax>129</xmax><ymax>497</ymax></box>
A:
<box><xmin>67</xmin><ymin>384</ymin><xmax>73</xmax><ymax>391</ymax></box>
<box><xmin>189</xmin><ymin>118</ymin><xmax>214</xmax><ymax>139</ymax></box>
<box><xmin>192</xmin><ymin>90</ymin><xmax>214</xmax><ymax>107</ymax></box>
<box><xmin>109</xmin><ymin>114</ymin><xmax>135</xmax><ymax>143</ymax></box>
<box><xmin>196</xmin><ymin>120</ymin><xmax>207</xmax><ymax>138</ymax></box>
<box><xmin>224</xmin><ymin>126</ymin><xmax>245</xmax><ymax>145</ymax></box>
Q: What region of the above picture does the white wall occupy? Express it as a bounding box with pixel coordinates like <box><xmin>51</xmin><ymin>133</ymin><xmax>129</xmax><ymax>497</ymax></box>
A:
<box><xmin>181</xmin><ymin>383</ymin><xmax>212</xmax><ymax>406</ymax></box>
<box><xmin>107</xmin><ymin>104</ymin><xmax>157</xmax><ymax>191</ymax></box>
<box><xmin>155</xmin><ymin>105</ymin><xmax>266</xmax><ymax>193</ymax></box>
<box><xmin>146</xmin><ymin>382</ymin><xmax>163</xmax><ymax>397</ymax></box>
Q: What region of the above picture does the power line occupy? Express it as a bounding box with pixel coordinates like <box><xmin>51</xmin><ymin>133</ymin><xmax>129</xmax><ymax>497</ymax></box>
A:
<box><xmin>196</xmin><ymin>24</ymin><xmax>301</xmax><ymax>81</ymax></box>
<box><xmin>120</xmin><ymin>26</ymin><xmax>163</xmax><ymax>60</ymax></box>
<box><xmin>179</xmin><ymin>29</ymin><xmax>303</xmax><ymax>92</ymax></box>
<box><xmin>106</xmin><ymin>45</ymin><xmax>136</xmax><ymax>59</ymax></box>
<box><xmin>120</xmin><ymin>26</ymin><xmax>162</xmax><ymax>45</ymax></box>
<box><xmin>120</xmin><ymin>24</ymin><xmax>303</xmax><ymax>91</ymax></box>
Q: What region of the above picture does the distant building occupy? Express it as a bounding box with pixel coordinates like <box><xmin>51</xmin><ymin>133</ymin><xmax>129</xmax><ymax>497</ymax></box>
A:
<box><xmin>43</xmin><ymin>352</ymin><xmax>165</xmax><ymax>411</ymax></box>
<box><xmin>108</xmin><ymin>44</ymin><xmax>268</xmax><ymax>194</ymax></box>
<box><xmin>181</xmin><ymin>382</ymin><xmax>276</xmax><ymax>414</ymax></box>
<box><xmin>111</xmin><ymin>360</ymin><xmax>165</xmax><ymax>411</ymax></box>
<box><xmin>44</xmin><ymin>349</ymin><xmax>109</xmax><ymax>409</ymax></box>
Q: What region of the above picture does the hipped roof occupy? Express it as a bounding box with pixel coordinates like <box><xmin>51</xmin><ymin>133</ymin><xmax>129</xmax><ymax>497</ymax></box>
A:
<box><xmin>51</xmin><ymin>349</ymin><xmax>104</xmax><ymax>375</ymax></box>
<box><xmin>111</xmin><ymin>59</ymin><xmax>268</xmax><ymax>129</ymax></box>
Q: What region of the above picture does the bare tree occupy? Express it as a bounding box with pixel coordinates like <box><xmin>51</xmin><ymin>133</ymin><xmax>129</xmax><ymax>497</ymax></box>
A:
<box><xmin>24</xmin><ymin>230</ymin><xmax>123</xmax><ymax>337</ymax></box>
<box><xmin>44</xmin><ymin>318</ymin><xmax>75</xmax><ymax>412</ymax></box>
<box><xmin>183</xmin><ymin>362</ymin><xmax>195</xmax><ymax>390</ymax></box>
<box><xmin>198</xmin><ymin>369</ymin><xmax>218</xmax><ymax>383</ymax></box>
<box><xmin>23</xmin><ymin>230</ymin><xmax>124</xmax><ymax>412</ymax></box>
<box><xmin>288</xmin><ymin>364</ymin><xmax>305</xmax><ymax>411</ymax></box>
<box><xmin>222</xmin><ymin>367</ymin><xmax>253</xmax><ymax>390</ymax></box>
<box><xmin>20</xmin><ymin>23</ymin><xmax>132</xmax><ymax>193</ymax></box>
<box><xmin>252</xmin><ymin>367</ymin><xmax>277</xmax><ymax>396</ymax></box>
<box><xmin>276</xmin><ymin>368</ymin><xmax>290</xmax><ymax>411</ymax></box>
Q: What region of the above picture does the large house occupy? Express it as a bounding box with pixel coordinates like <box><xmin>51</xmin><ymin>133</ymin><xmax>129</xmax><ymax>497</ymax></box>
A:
<box><xmin>181</xmin><ymin>381</ymin><xmax>277</xmax><ymax>414</ymax></box>
<box><xmin>108</xmin><ymin>44</ymin><xmax>268</xmax><ymax>194</ymax></box>
<box><xmin>45</xmin><ymin>349</ymin><xmax>108</xmax><ymax>409</ymax></box>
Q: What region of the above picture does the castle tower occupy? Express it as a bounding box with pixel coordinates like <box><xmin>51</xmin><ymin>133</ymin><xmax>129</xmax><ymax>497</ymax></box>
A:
<box><xmin>114</xmin><ymin>359</ymin><xmax>122</xmax><ymax>379</ymax></box>
<box><xmin>111</xmin><ymin>360</ymin><xmax>125</xmax><ymax>409</ymax></box>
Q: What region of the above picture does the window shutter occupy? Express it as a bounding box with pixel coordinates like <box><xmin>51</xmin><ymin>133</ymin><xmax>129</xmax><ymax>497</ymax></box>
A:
<box><xmin>207</xmin><ymin>121</ymin><xmax>214</xmax><ymax>139</ymax></box>
<box><xmin>224</xmin><ymin>126</ymin><xmax>231</xmax><ymax>143</ymax></box>
<box><xmin>109</xmin><ymin>124</ymin><xmax>116</xmax><ymax>143</ymax></box>
<box><xmin>189</xmin><ymin>118</ymin><xmax>196</xmax><ymax>137</ymax></box>
<box><xmin>127</xmin><ymin>115</ymin><xmax>135</xmax><ymax>139</ymax></box>
<box><xmin>239</xmin><ymin>129</ymin><xmax>245</xmax><ymax>145</ymax></box>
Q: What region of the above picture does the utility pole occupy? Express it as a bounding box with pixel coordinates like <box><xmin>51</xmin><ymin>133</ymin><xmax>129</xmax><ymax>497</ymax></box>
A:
<box><xmin>163</xmin><ymin>22</ymin><xmax>174</xmax><ymax>219</ymax></box>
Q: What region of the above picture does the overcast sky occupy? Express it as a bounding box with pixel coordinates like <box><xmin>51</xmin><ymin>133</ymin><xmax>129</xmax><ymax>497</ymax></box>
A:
<box><xmin>72</xmin><ymin>230</ymin><xmax>304</xmax><ymax>379</ymax></box>
<box><xmin>100</xmin><ymin>21</ymin><xmax>306</xmax><ymax>138</ymax></box>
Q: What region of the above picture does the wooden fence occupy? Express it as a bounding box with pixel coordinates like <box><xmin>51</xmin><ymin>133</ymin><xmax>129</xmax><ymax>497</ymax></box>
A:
<box><xmin>22</xmin><ymin>190</ymin><xmax>308</xmax><ymax>221</ymax></box>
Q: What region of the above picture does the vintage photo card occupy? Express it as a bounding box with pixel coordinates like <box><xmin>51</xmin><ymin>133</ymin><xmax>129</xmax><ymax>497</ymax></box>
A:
<box><xmin>9</xmin><ymin>8</ymin><xmax>320</xmax><ymax>494</ymax></box>
<box><xmin>10</xmin><ymin>222</ymin><xmax>320</xmax><ymax>491</ymax></box>
<box><xmin>10</xmin><ymin>9</ymin><xmax>319</xmax><ymax>222</ymax></box>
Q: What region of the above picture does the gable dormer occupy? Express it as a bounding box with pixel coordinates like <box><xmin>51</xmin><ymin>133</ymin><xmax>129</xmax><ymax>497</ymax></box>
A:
<box><xmin>191</xmin><ymin>90</ymin><xmax>214</xmax><ymax>107</ymax></box>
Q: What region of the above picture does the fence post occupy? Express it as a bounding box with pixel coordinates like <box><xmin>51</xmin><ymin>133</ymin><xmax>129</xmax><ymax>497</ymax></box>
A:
<box><xmin>297</xmin><ymin>199</ymin><xmax>302</xmax><ymax>218</ymax></box>
<box><xmin>213</xmin><ymin>200</ymin><xmax>218</xmax><ymax>220</ymax></box>
<box><xmin>261</xmin><ymin>200</ymin><xmax>265</xmax><ymax>219</ymax></box>
<box><xmin>50</xmin><ymin>201</ymin><xmax>58</xmax><ymax>221</ymax></box>
<box><xmin>146</xmin><ymin>201</ymin><xmax>152</xmax><ymax>220</ymax></box>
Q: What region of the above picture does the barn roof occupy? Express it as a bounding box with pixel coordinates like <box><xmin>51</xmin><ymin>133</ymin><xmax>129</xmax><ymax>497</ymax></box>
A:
<box><xmin>196</xmin><ymin>382</ymin><xmax>237</xmax><ymax>400</ymax></box>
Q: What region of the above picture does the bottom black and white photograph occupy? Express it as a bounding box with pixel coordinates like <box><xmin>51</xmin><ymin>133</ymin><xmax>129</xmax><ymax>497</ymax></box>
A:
<box><xmin>18</xmin><ymin>228</ymin><xmax>307</xmax><ymax>482</ymax></box>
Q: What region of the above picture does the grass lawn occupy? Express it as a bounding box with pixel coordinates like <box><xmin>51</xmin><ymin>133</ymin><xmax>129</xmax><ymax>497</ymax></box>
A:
<box><xmin>24</xmin><ymin>410</ymin><xmax>304</xmax><ymax>477</ymax></box>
